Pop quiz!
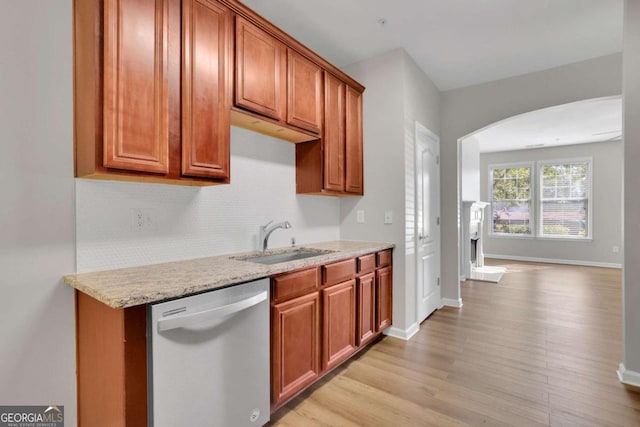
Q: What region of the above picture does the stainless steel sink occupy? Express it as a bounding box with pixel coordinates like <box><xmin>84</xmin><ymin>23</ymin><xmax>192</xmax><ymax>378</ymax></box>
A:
<box><xmin>238</xmin><ymin>249</ymin><xmax>331</xmax><ymax>265</ymax></box>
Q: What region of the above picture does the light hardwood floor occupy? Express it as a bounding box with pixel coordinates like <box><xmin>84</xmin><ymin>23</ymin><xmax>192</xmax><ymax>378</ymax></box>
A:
<box><xmin>268</xmin><ymin>260</ymin><xmax>640</xmax><ymax>426</ymax></box>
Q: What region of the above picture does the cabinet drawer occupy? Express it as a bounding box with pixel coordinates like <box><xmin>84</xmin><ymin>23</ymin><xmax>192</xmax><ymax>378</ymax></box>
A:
<box><xmin>272</xmin><ymin>267</ymin><xmax>320</xmax><ymax>303</ymax></box>
<box><xmin>376</xmin><ymin>250</ymin><xmax>392</xmax><ymax>268</ymax></box>
<box><xmin>357</xmin><ymin>254</ymin><xmax>375</xmax><ymax>274</ymax></box>
<box><xmin>323</xmin><ymin>258</ymin><xmax>355</xmax><ymax>286</ymax></box>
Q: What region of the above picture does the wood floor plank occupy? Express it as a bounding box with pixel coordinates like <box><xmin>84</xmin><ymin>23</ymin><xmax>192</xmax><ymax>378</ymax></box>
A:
<box><xmin>268</xmin><ymin>260</ymin><xmax>640</xmax><ymax>427</ymax></box>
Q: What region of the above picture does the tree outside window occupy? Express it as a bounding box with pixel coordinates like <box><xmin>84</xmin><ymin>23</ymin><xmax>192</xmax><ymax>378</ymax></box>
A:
<box><xmin>490</xmin><ymin>166</ymin><xmax>532</xmax><ymax>235</ymax></box>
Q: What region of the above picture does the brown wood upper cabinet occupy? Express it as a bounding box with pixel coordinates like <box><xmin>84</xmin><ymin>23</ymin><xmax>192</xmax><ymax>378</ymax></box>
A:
<box><xmin>323</xmin><ymin>73</ymin><xmax>346</xmax><ymax>192</ymax></box>
<box><xmin>75</xmin><ymin>0</ymin><xmax>363</xmax><ymax>187</ymax></box>
<box><xmin>235</xmin><ymin>16</ymin><xmax>287</xmax><ymax>121</ymax></box>
<box><xmin>287</xmin><ymin>50</ymin><xmax>323</xmax><ymax>134</ymax></box>
<box><xmin>295</xmin><ymin>72</ymin><xmax>364</xmax><ymax>196</ymax></box>
<box><xmin>74</xmin><ymin>0</ymin><xmax>232</xmax><ymax>185</ymax></box>
<box><xmin>102</xmin><ymin>0</ymin><xmax>170</xmax><ymax>175</ymax></box>
<box><xmin>345</xmin><ymin>85</ymin><xmax>364</xmax><ymax>194</ymax></box>
<box><xmin>182</xmin><ymin>0</ymin><xmax>232</xmax><ymax>179</ymax></box>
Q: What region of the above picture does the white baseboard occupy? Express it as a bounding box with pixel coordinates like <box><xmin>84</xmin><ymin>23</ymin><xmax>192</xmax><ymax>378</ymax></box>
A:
<box><xmin>441</xmin><ymin>298</ymin><xmax>463</xmax><ymax>308</ymax></box>
<box><xmin>484</xmin><ymin>253</ymin><xmax>622</xmax><ymax>269</ymax></box>
<box><xmin>459</xmin><ymin>274</ymin><xmax>466</xmax><ymax>282</ymax></box>
<box><xmin>384</xmin><ymin>322</ymin><xmax>419</xmax><ymax>341</ymax></box>
<box><xmin>618</xmin><ymin>363</ymin><xmax>640</xmax><ymax>388</ymax></box>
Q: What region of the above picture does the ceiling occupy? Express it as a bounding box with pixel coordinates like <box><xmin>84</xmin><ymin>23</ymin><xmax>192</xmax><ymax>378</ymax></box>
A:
<box><xmin>241</xmin><ymin>0</ymin><xmax>623</xmax><ymax>91</ymax></box>
<box><xmin>468</xmin><ymin>96</ymin><xmax>622</xmax><ymax>153</ymax></box>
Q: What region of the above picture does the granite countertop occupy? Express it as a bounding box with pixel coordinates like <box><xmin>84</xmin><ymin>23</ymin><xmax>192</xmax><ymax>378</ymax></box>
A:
<box><xmin>63</xmin><ymin>240</ymin><xmax>394</xmax><ymax>309</ymax></box>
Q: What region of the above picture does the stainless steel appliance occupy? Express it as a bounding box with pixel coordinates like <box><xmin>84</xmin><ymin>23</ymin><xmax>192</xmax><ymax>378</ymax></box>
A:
<box><xmin>148</xmin><ymin>279</ymin><xmax>270</xmax><ymax>426</ymax></box>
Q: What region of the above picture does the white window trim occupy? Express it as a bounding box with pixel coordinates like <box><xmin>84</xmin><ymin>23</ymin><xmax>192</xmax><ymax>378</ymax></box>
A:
<box><xmin>537</xmin><ymin>157</ymin><xmax>593</xmax><ymax>240</ymax></box>
<box><xmin>488</xmin><ymin>161</ymin><xmax>535</xmax><ymax>237</ymax></box>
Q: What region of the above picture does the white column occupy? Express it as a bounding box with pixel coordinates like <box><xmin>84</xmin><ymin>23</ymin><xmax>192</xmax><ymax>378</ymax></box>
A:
<box><xmin>619</xmin><ymin>0</ymin><xmax>640</xmax><ymax>387</ymax></box>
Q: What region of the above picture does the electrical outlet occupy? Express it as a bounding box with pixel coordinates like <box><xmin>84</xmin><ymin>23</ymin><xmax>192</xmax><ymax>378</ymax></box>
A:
<box><xmin>384</xmin><ymin>210</ymin><xmax>393</xmax><ymax>225</ymax></box>
<box><xmin>132</xmin><ymin>209</ymin><xmax>144</xmax><ymax>231</ymax></box>
<box><xmin>132</xmin><ymin>208</ymin><xmax>157</xmax><ymax>231</ymax></box>
<box><xmin>356</xmin><ymin>210</ymin><xmax>365</xmax><ymax>223</ymax></box>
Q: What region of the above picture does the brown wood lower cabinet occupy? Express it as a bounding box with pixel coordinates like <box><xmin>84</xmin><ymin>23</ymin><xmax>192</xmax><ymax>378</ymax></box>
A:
<box><xmin>356</xmin><ymin>272</ymin><xmax>376</xmax><ymax>346</ymax></box>
<box><xmin>376</xmin><ymin>265</ymin><xmax>393</xmax><ymax>331</ymax></box>
<box><xmin>322</xmin><ymin>279</ymin><xmax>356</xmax><ymax>370</ymax></box>
<box><xmin>270</xmin><ymin>251</ymin><xmax>393</xmax><ymax>410</ymax></box>
<box><xmin>271</xmin><ymin>291</ymin><xmax>321</xmax><ymax>406</ymax></box>
<box><xmin>76</xmin><ymin>250</ymin><xmax>392</xmax><ymax>423</ymax></box>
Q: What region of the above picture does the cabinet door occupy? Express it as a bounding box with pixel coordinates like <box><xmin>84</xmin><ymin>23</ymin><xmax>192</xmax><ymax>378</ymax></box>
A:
<box><xmin>272</xmin><ymin>292</ymin><xmax>320</xmax><ymax>407</ymax></box>
<box><xmin>357</xmin><ymin>272</ymin><xmax>376</xmax><ymax>346</ymax></box>
<box><xmin>322</xmin><ymin>279</ymin><xmax>356</xmax><ymax>371</ymax></box>
<box><xmin>287</xmin><ymin>50</ymin><xmax>323</xmax><ymax>133</ymax></box>
<box><xmin>181</xmin><ymin>0</ymin><xmax>231</xmax><ymax>179</ymax></box>
<box><xmin>103</xmin><ymin>0</ymin><xmax>169</xmax><ymax>174</ymax></box>
<box><xmin>235</xmin><ymin>16</ymin><xmax>286</xmax><ymax>121</ymax></box>
<box><xmin>376</xmin><ymin>266</ymin><xmax>393</xmax><ymax>331</ymax></box>
<box><xmin>345</xmin><ymin>85</ymin><xmax>363</xmax><ymax>194</ymax></box>
<box><xmin>323</xmin><ymin>72</ymin><xmax>346</xmax><ymax>192</ymax></box>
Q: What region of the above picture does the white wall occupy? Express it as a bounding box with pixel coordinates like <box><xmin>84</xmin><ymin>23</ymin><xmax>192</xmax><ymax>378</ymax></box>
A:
<box><xmin>0</xmin><ymin>1</ymin><xmax>77</xmax><ymax>425</ymax></box>
<box><xmin>460</xmin><ymin>136</ymin><xmax>481</xmax><ymax>201</ymax></box>
<box><xmin>340</xmin><ymin>49</ymin><xmax>441</xmax><ymax>337</ymax></box>
<box><xmin>621</xmin><ymin>0</ymin><xmax>640</xmax><ymax>386</ymax></box>
<box><xmin>441</xmin><ymin>53</ymin><xmax>623</xmax><ymax>302</ymax></box>
<box><xmin>401</xmin><ymin>51</ymin><xmax>442</xmax><ymax>331</ymax></box>
<box><xmin>77</xmin><ymin>127</ymin><xmax>340</xmax><ymax>272</ymax></box>
<box><xmin>479</xmin><ymin>141</ymin><xmax>623</xmax><ymax>267</ymax></box>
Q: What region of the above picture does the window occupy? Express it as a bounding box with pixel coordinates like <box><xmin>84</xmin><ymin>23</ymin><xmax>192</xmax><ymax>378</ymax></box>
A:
<box><xmin>539</xmin><ymin>160</ymin><xmax>591</xmax><ymax>238</ymax></box>
<box><xmin>488</xmin><ymin>158</ymin><xmax>592</xmax><ymax>240</ymax></box>
<box><xmin>489</xmin><ymin>164</ymin><xmax>533</xmax><ymax>236</ymax></box>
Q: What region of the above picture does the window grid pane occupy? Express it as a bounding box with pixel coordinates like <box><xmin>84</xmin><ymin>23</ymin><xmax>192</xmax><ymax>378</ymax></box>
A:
<box><xmin>540</xmin><ymin>161</ymin><xmax>589</xmax><ymax>237</ymax></box>
<box><xmin>491</xmin><ymin>166</ymin><xmax>532</xmax><ymax>235</ymax></box>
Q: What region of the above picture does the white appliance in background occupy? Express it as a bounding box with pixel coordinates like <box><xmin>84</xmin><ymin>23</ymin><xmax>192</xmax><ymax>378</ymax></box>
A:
<box><xmin>148</xmin><ymin>278</ymin><xmax>270</xmax><ymax>427</ymax></box>
<box><xmin>462</xmin><ymin>201</ymin><xmax>506</xmax><ymax>282</ymax></box>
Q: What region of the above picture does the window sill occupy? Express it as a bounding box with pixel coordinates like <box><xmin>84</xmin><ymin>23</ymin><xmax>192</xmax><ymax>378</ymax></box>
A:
<box><xmin>487</xmin><ymin>234</ymin><xmax>592</xmax><ymax>242</ymax></box>
<box><xmin>536</xmin><ymin>235</ymin><xmax>593</xmax><ymax>242</ymax></box>
<box><xmin>488</xmin><ymin>234</ymin><xmax>534</xmax><ymax>240</ymax></box>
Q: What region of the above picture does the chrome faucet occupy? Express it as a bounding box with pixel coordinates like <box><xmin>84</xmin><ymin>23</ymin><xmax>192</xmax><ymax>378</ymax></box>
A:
<box><xmin>259</xmin><ymin>220</ymin><xmax>292</xmax><ymax>252</ymax></box>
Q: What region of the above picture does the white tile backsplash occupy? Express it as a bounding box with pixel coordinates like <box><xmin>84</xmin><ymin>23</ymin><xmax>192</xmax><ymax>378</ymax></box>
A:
<box><xmin>76</xmin><ymin>127</ymin><xmax>340</xmax><ymax>272</ymax></box>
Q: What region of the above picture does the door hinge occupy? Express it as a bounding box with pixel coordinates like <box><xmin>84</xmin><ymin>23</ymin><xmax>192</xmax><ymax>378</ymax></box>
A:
<box><xmin>436</xmin><ymin>155</ymin><xmax>440</xmax><ymax>165</ymax></box>
<box><xmin>437</xmin><ymin>277</ymin><xmax>440</xmax><ymax>287</ymax></box>
<box><xmin>437</xmin><ymin>216</ymin><xmax>440</xmax><ymax>226</ymax></box>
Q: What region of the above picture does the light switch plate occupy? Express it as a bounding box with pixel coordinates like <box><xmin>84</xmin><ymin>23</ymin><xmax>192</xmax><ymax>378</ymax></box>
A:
<box><xmin>384</xmin><ymin>210</ymin><xmax>393</xmax><ymax>224</ymax></box>
<box><xmin>356</xmin><ymin>210</ymin><xmax>365</xmax><ymax>223</ymax></box>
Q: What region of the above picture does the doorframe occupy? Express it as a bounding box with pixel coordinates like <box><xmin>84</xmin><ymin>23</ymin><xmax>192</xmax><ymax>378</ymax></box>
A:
<box><xmin>414</xmin><ymin>121</ymin><xmax>442</xmax><ymax>324</ymax></box>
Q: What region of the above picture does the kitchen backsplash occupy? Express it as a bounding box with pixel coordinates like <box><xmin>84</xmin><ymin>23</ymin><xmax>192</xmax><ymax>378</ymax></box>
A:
<box><xmin>76</xmin><ymin>126</ymin><xmax>340</xmax><ymax>272</ymax></box>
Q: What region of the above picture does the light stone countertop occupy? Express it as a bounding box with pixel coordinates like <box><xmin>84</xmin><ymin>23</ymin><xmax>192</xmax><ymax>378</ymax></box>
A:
<box><xmin>63</xmin><ymin>240</ymin><xmax>394</xmax><ymax>309</ymax></box>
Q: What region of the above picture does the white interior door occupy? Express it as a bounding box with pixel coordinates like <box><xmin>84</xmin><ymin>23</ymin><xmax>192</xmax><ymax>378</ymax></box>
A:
<box><xmin>416</xmin><ymin>122</ymin><xmax>441</xmax><ymax>323</ymax></box>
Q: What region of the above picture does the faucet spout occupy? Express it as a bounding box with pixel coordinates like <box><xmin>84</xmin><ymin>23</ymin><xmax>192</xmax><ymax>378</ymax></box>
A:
<box><xmin>259</xmin><ymin>220</ymin><xmax>292</xmax><ymax>252</ymax></box>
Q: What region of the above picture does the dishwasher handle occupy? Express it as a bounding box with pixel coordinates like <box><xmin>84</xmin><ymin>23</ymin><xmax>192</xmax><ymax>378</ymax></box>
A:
<box><xmin>157</xmin><ymin>290</ymin><xmax>267</xmax><ymax>332</ymax></box>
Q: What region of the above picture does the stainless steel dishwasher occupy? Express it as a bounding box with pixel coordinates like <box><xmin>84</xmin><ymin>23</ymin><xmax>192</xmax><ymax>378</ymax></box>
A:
<box><xmin>148</xmin><ymin>278</ymin><xmax>270</xmax><ymax>426</ymax></box>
